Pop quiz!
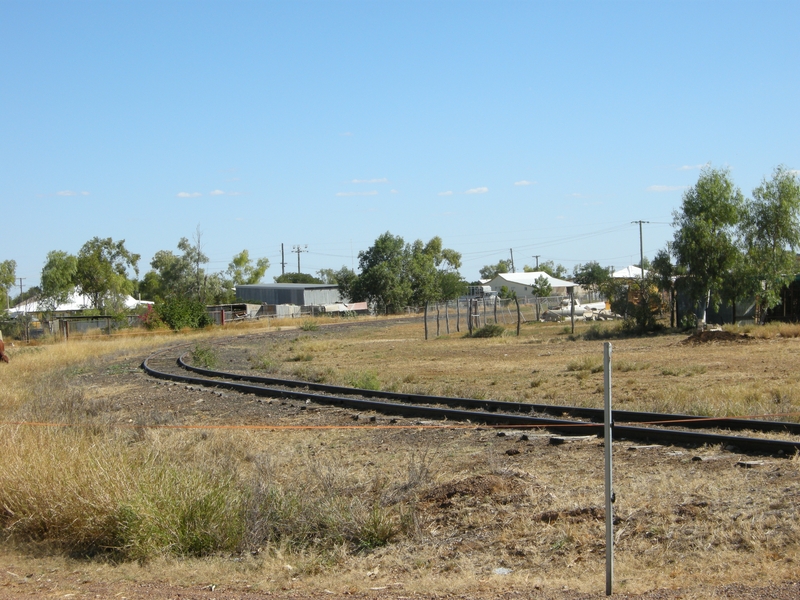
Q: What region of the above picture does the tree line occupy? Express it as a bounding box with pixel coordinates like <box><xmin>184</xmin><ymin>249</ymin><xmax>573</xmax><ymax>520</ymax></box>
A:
<box><xmin>0</xmin><ymin>230</ymin><xmax>469</xmax><ymax>326</ymax></box>
<box><xmin>3</xmin><ymin>165</ymin><xmax>798</xmax><ymax>329</ymax></box>
<box><xmin>570</xmin><ymin>165</ymin><xmax>800</xmax><ymax>328</ymax></box>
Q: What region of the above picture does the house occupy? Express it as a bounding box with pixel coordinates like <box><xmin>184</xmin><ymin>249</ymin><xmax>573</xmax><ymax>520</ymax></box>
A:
<box><xmin>483</xmin><ymin>272</ymin><xmax>577</xmax><ymax>299</ymax></box>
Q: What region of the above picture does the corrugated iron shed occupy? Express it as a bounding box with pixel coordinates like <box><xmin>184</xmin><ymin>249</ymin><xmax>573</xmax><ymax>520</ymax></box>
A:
<box><xmin>235</xmin><ymin>283</ymin><xmax>343</xmax><ymax>306</ymax></box>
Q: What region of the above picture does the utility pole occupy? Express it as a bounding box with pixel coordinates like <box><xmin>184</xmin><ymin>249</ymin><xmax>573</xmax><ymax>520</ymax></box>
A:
<box><xmin>281</xmin><ymin>244</ymin><xmax>287</xmax><ymax>275</ymax></box>
<box><xmin>632</xmin><ymin>221</ymin><xmax>649</xmax><ymax>311</ymax></box>
<box><xmin>509</xmin><ymin>249</ymin><xmax>516</xmax><ymax>273</ymax></box>
<box><xmin>18</xmin><ymin>278</ymin><xmax>25</xmax><ymax>313</ymax></box>
<box><xmin>18</xmin><ymin>277</ymin><xmax>27</xmax><ymax>343</ymax></box>
<box><xmin>532</xmin><ymin>255</ymin><xmax>540</xmax><ymax>270</ymax></box>
<box><xmin>292</xmin><ymin>245</ymin><xmax>308</xmax><ymax>273</ymax></box>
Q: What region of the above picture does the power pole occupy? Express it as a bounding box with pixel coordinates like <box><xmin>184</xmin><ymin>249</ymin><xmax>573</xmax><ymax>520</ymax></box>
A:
<box><xmin>532</xmin><ymin>255</ymin><xmax>540</xmax><ymax>270</ymax></box>
<box><xmin>632</xmin><ymin>221</ymin><xmax>649</xmax><ymax>310</ymax></box>
<box><xmin>281</xmin><ymin>244</ymin><xmax>287</xmax><ymax>275</ymax></box>
<box><xmin>18</xmin><ymin>278</ymin><xmax>25</xmax><ymax>313</ymax></box>
<box><xmin>292</xmin><ymin>245</ymin><xmax>308</xmax><ymax>273</ymax></box>
<box><xmin>509</xmin><ymin>249</ymin><xmax>516</xmax><ymax>273</ymax></box>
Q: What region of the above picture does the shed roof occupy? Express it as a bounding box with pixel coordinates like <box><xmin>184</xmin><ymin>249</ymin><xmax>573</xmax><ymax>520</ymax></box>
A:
<box><xmin>236</xmin><ymin>283</ymin><xmax>338</xmax><ymax>290</ymax></box>
<box><xmin>612</xmin><ymin>266</ymin><xmax>648</xmax><ymax>279</ymax></box>
<box><xmin>487</xmin><ymin>272</ymin><xmax>576</xmax><ymax>288</ymax></box>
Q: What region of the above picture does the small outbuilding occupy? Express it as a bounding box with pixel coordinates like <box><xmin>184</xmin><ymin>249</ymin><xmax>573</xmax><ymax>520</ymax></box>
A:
<box><xmin>235</xmin><ymin>283</ymin><xmax>343</xmax><ymax>307</ymax></box>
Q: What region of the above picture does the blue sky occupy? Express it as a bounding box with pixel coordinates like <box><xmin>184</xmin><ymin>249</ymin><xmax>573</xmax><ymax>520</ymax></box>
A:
<box><xmin>2</xmin><ymin>0</ymin><xmax>799</xmax><ymax>290</ymax></box>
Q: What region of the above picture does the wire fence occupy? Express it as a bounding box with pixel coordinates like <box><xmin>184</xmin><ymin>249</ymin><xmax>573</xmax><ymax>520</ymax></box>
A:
<box><xmin>422</xmin><ymin>295</ymin><xmax>574</xmax><ymax>337</ymax></box>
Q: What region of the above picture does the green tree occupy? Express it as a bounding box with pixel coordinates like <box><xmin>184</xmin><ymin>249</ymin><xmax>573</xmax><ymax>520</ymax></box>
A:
<box><xmin>672</xmin><ymin>166</ymin><xmax>745</xmax><ymax>324</ymax></box>
<box><xmin>534</xmin><ymin>260</ymin><xmax>569</xmax><ymax>279</ymax></box>
<box><xmin>0</xmin><ymin>259</ymin><xmax>16</xmax><ymax>312</ymax></box>
<box><xmin>743</xmin><ymin>165</ymin><xmax>800</xmax><ymax>320</ymax></box>
<box><xmin>345</xmin><ymin>233</ymin><xmax>464</xmax><ymax>313</ymax></box>
<box><xmin>141</xmin><ymin>236</ymin><xmax>208</xmax><ymax>301</ymax></box>
<box><xmin>499</xmin><ymin>285</ymin><xmax>516</xmax><ymax>299</ymax></box>
<box><xmin>408</xmin><ymin>236</ymin><xmax>463</xmax><ymax>306</ymax></box>
<box><xmin>351</xmin><ymin>232</ymin><xmax>412</xmax><ymax>313</ymax></box>
<box><xmin>274</xmin><ymin>272</ymin><xmax>324</xmax><ymax>284</ymax></box>
<box><xmin>530</xmin><ymin>275</ymin><xmax>552</xmax><ymax>320</ymax></box>
<box><xmin>572</xmin><ymin>261</ymin><xmax>610</xmax><ymax>299</ymax></box>
<box><xmin>40</xmin><ymin>251</ymin><xmax>78</xmax><ymax>313</ymax></box>
<box><xmin>316</xmin><ymin>268</ymin><xmax>340</xmax><ymax>284</ymax></box>
<box><xmin>331</xmin><ymin>266</ymin><xmax>358</xmax><ymax>300</ymax></box>
<box><xmin>74</xmin><ymin>237</ymin><xmax>140</xmax><ymax>311</ymax></box>
<box><xmin>719</xmin><ymin>250</ymin><xmax>760</xmax><ymax>325</ymax></box>
<box><xmin>479</xmin><ymin>259</ymin><xmax>512</xmax><ymax>280</ymax></box>
<box><xmin>227</xmin><ymin>250</ymin><xmax>269</xmax><ymax>286</ymax></box>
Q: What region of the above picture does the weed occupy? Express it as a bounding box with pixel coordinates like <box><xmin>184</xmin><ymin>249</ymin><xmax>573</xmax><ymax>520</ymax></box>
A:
<box><xmin>566</xmin><ymin>356</ymin><xmax>603</xmax><ymax>373</ymax></box>
<box><xmin>250</xmin><ymin>354</ymin><xmax>280</xmax><ymax>373</ymax></box>
<box><xmin>616</xmin><ymin>360</ymin><xmax>650</xmax><ymax>372</ymax></box>
<box><xmin>192</xmin><ymin>345</ymin><xmax>218</xmax><ymax>369</ymax></box>
<box><xmin>346</xmin><ymin>370</ymin><xmax>381</xmax><ymax>390</ymax></box>
<box><xmin>300</xmin><ymin>320</ymin><xmax>319</xmax><ymax>332</ymax></box>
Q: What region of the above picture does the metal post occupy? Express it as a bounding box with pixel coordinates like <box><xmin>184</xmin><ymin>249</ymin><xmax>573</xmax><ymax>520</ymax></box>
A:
<box><xmin>570</xmin><ymin>287</ymin><xmax>575</xmax><ymax>334</ymax></box>
<box><xmin>604</xmin><ymin>342</ymin><xmax>614</xmax><ymax>596</ymax></box>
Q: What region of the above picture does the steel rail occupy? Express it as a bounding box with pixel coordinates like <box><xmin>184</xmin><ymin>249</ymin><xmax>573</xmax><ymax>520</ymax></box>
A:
<box><xmin>141</xmin><ymin>349</ymin><xmax>800</xmax><ymax>456</ymax></box>
<box><xmin>174</xmin><ymin>354</ymin><xmax>800</xmax><ymax>436</ymax></box>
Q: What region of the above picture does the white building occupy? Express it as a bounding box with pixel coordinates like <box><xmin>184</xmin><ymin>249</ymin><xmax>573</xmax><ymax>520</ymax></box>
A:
<box><xmin>483</xmin><ymin>272</ymin><xmax>577</xmax><ymax>299</ymax></box>
<box><xmin>9</xmin><ymin>293</ymin><xmax>152</xmax><ymax>317</ymax></box>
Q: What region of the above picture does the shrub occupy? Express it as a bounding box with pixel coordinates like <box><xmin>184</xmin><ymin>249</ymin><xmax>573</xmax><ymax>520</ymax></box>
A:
<box><xmin>156</xmin><ymin>298</ymin><xmax>212</xmax><ymax>330</ymax></box>
<box><xmin>138</xmin><ymin>304</ymin><xmax>166</xmax><ymax>330</ymax></box>
<box><xmin>468</xmin><ymin>324</ymin><xmax>505</xmax><ymax>338</ymax></box>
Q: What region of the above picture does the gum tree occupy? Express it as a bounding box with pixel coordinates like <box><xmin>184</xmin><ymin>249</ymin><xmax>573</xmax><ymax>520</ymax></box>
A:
<box><xmin>74</xmin><ymin>237</ymin><xmax>140</xmax><ymax>311</ymax></box>
<box><xmin>743</xmin><ymin>165</ymin><xmax>800</xmax><ymax>321</ymax></box>
<box><xmin>672</xmin><ymin>166</ymin><xmax>744</xmax><ymax>324</ymax></box>
<box><xmin>0</xmin><ymin>259</ymin><xmax>16</xmax><ymax>312</ymax></box>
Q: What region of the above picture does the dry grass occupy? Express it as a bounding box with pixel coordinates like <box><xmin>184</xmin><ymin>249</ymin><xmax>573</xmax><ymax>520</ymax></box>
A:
<box><xmin>2</xmin><ymin>317</ymin><xmax>800</xmax><ymax>595</ymax></box>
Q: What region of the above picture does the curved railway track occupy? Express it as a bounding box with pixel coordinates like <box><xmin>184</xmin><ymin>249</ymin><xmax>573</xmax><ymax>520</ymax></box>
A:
<box><xmin>142</xmin><ymin>344</ymin><xmax>800</xmax><ymax>456</ymax></box>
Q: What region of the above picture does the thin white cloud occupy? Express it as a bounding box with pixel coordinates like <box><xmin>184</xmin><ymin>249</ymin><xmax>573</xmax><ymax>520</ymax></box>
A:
<box><xmin>227</xmin><ymin>191</ymin><xmax>242</xmax><ymax>196</ymax></box>
<box><xmin>335</xmin><ymin>190</ymin><xmax>378</xmax><ymax>197</ymax></box>
<box><xmin>647</xmin><ymin>185</ymin><xmax>687</xmax><ymax>192</ymax></box>
<box><xmin>177</xmin><ymin>192</ymin><xmax>202</xmax><ymax>198</ymax></box>
<box><xmin>341</xmin><ymin>132</ymin><xmax>353</xmax><ymax>137</ymax></box>
<box><xmin>514</xmin><ymin>180</ymin><xmax>536</xmax><ymax>186</ymax></box>
<box><xmin>351</xmin><ymin>178</ymin><xmax>388</xmax><ymax>184</ymax></box>
<box><xmin>438</xmin><ymin>191</ymin><xmax>453</xmax><ymax>196</ymax></box>
<box><xmin>465</xmin><ymin>187</ymin><xmax>488</xmax><ymax>194</ymax></box>
<box><xmin>57</xmin><ymin>190</ymin><xmax>77</xmax><ymax>196</ymax></box>
<box><xmin>81</xmin><ymin>191</ymin><xmax>90</xmax><ymax>196</ymax></box>
<box><xmin>571</xmin><ymin>192</ymin><xmax>586</xmax><ymax>198</ymax></box>
<box><xmin>678</xmin><ymin>163</ymin><xmax>708</xmax><ymax>171</ymax></box>
<box><xmin>390</xmin><ymin>189</ymin><xmax>399</xmax><ymax>194</ymax></box>
<box><xmin>209</xmin><ymin>189</ymin><xmax>226</xmax><ymax>196</ymax></box>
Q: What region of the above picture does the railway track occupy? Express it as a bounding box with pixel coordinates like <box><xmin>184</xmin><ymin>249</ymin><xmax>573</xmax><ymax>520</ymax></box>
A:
<box><xmin>142</xmin><ymin>344</ymin><xmax>800</xmax><ymax>456</ymax></box>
